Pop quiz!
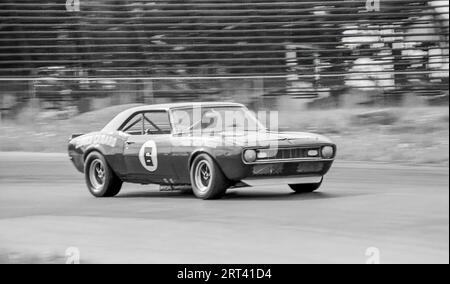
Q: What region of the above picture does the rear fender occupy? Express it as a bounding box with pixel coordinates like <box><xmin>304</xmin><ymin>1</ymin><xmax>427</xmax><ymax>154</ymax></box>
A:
<box><xmin>69</xmin><ymin>132</ymin><xmax>126</xmax><ymax>176</ymax></box>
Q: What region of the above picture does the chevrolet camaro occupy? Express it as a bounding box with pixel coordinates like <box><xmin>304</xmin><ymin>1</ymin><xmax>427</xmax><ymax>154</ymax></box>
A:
<box><xmin>68</xmin><ymin>102</ymin><xmax>336</xmax><ymax>200</ymax></box>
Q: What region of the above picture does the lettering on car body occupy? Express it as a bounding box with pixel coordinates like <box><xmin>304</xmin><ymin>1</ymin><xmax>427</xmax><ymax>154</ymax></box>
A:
<box><xmin>75</xmin><ymin>134</ymin><xmax>117</xmax><ymax>149</ymax></box>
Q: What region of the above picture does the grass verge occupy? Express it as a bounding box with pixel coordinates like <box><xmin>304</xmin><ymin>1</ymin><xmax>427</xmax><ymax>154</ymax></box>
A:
<box><xmin>0</xmin><ymin>105</ymin><xmax>448</xmax><ymax>166</ymax></box>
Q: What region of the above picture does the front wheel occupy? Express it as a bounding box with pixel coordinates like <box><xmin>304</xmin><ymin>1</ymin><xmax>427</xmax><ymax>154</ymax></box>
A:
<box><xmin>289</xmin><ymin>178</ymin><xmax>323</xmax><ymax>193</ymax></box>
<box><xmin>190</xmin><ymin>154</ymin><xmax>229</xmax><ymax>200</ymax></box>
<box><xmin>84</xmin><ymin>152</ymin><xmax>123</xmax><ymax>197</ymax></box>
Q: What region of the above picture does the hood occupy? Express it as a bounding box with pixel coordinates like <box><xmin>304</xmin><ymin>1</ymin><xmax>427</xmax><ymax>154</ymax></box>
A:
<box><xmin>184</xmin><ymin>131</ymin><xmax>333</xmax><ymax>148</ymax></box>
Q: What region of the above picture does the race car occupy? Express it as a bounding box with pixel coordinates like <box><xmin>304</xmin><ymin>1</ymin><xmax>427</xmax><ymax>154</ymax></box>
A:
<box><xmin>68</xmin><ymin>102</ymin><xmax>336</xmax><ymax>200</ymax></box>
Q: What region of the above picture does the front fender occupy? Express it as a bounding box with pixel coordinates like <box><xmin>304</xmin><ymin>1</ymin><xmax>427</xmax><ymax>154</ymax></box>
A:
<box><xmin>188</xmin><ymin>148</ymin><xmax>217</xmax><ymax>169</ymax></box>
<box><xmin>189</xmin><ymin>147</ymin><xmax>251</xmax><ymax>182</ymax></box>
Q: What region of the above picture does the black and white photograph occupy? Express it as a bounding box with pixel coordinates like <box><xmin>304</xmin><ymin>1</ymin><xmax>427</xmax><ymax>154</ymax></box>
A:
<box><xmin>0</xmin><ymin>0</ymin><xmax>448</xmax><ymax>267</ymax></box>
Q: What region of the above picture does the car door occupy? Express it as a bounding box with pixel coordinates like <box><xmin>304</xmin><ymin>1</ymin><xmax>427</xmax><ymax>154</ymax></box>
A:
<box><xmin>121</xmin><ymin>111</ymin><xmax>175</xmax><ymax>184</ymax></box>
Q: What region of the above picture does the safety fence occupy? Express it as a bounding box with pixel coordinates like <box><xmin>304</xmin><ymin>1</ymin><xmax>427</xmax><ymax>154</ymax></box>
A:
<box><xmin>0</xmin><ymin>0</ymin><xmax>448</xmax><ymax>117</ymax></box>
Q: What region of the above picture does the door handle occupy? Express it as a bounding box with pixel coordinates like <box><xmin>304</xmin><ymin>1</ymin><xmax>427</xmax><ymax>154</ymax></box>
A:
<box><xmin>126</xmin><ymin>141</ymin><xmax>136</xmax><ymax>145</ymax></box>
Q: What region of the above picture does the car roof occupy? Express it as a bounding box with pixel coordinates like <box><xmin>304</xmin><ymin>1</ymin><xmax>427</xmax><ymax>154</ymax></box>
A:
<box><xmin>132</xmin><ymin>102</ymin><xmax>243</xmax><ymax>111</ymax></box>
<box><xmin>102</xmin><ymin>102</ymin><xmax>245</xmax><ymax>132</ymax></box>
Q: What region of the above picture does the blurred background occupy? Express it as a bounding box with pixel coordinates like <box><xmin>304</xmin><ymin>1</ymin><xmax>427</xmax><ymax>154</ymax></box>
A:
<box><xmin>0</xmin><ymin>0</ymin><xmax>448</xmax><ymax>164</ymax></box>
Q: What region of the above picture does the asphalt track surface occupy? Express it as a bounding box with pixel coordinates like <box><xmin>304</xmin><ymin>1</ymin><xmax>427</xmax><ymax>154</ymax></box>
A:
<box><xmin>0</xmin><ymin>152</ymin><xmax>448</xmax><ymax>264</ymax></box>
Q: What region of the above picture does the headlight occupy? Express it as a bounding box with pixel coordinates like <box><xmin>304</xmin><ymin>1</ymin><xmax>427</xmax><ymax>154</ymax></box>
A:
<box><xmin>321</xmin><ymin>146</ymin><xmax>335</xmax><ymax>159</ymax></box>
<box><xmin>243</xmin><ymin>149</ymin><xmax>257</xmax><ymax>163</ymax></box>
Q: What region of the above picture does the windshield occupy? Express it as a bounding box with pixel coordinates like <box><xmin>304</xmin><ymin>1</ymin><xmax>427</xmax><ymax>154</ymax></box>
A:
<box><xmin>171</xmin><ymin>106</ymin><xmax>266</xmax><ymax>134</ymax></box>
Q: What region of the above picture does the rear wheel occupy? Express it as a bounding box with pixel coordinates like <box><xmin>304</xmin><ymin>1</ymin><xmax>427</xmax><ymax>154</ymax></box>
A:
<box><xmin>289</xmin><ymin>178</ymin><xmax>323</xmax><ymax>193</ymax></box>
<box><xmin>84</xmin><ymin>152</ymin><xmax>123</xmax><ymax>197</ymax></box>
<box><xmin>190</xmin><ymin>154</ymin><xmax>229</xmax><ymax>200</ymax></box>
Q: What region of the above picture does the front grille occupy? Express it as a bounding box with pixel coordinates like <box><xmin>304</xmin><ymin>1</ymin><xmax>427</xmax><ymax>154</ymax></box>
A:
<box><xmin>256</xmin><ymin>147</ymin><xmax>320</xmax><ymax>162</ymax></box>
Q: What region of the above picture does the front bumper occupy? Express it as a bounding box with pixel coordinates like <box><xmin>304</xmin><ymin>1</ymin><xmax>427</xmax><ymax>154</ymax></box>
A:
<box><xmin>242</xmin><ymin>175</ymin><xmax>323</xmax><ymax>186</ymax></box>
<box><xmin>216</xmin><ymin>150</ymin><xmax>335</xmax><ymax>182</ymax></box>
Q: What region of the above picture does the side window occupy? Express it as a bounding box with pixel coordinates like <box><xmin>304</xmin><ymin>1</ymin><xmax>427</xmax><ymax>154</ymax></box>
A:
<box><xmin>143</xmin><ymin>112</ymin><xmax>171</xmax><ymax>135</ymax></box>
<box><xmin>121</xmin><ymin>114</ymin><xmax>144</xmax><ymax>135</ymax></box>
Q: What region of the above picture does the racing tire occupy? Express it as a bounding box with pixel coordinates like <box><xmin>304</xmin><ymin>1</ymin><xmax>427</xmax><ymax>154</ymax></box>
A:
<box><xmin>84</xmin><ymin>152</ymin><xmax>123</xmax><ymax>198</ymax></box>
<box><xmin>190</xmin><ymin>154</ymin><xmax>229</xmax><ymax>200</ymax></box>
<box><xmin>289</xmin><ymin>178</ymin><xmax>323</xmax><ymax>193</ymax></box>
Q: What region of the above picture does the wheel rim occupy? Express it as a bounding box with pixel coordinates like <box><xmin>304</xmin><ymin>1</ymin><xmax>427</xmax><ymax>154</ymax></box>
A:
<box><xmin>89</xmin><ymin>159</ymin><xmax>106</xmax><ymax>192</ymax></box>
<box><xmin>194</xmin><ymin>160</ymin><xmax>212</xmax><ymax>193</ymax></box>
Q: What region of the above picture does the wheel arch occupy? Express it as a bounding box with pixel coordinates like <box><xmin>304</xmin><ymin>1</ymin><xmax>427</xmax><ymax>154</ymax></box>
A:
<box><xmin>82</xmin><ymin>147</ymin><xmax>116</xmax><ymax>174</ymax></box>
<box><xmin>83</xmin><ymin>146</ymin><xmax>107</xmax><ymax>163</ymax></box>
<box><xmin>188</xmin><ymin>149</ymin><xmax>218</xmax><ymax>170</ymax></box>
<box><xmin>188</xmin><ymin>149</ymin><xmax>239</xmax><ymax>186</ymax></box>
